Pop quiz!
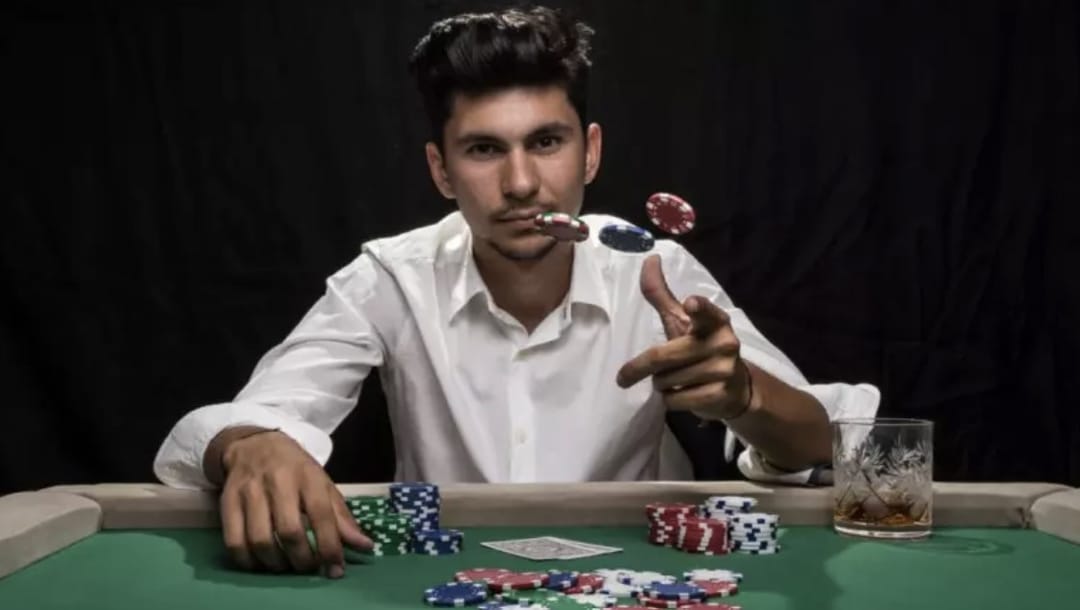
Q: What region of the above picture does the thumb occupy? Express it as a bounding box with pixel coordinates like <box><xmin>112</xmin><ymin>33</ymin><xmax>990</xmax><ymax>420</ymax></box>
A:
<box><xmin>640</xmin><ymin>254</ymin><xmax>691</xmax><ymax>339</ymax></box>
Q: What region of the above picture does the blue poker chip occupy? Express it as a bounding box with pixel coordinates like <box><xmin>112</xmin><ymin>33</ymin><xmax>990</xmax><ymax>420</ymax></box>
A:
<box><xmin>413</xmin><ymin>528</ymin><xmax>463</xmax><ymax>542</ymax></box>
<box><xmin>643</xmin><ymin>582</ymin><xmax>708</xmax><ymax>601</ymax></box>
<box><xmin>599</xmin><ymin>223</ymin><xmax>654</xmax><ymax>253</ymax></box>
<box><xmin>424</xmin><ymin>582</ymin><xmax>487</xmax><ymax>607</ymax></box>
<box><xmin>544</xmin><ymin>569</ymin><xmax>579</xmax><ymax>591</ymax></box>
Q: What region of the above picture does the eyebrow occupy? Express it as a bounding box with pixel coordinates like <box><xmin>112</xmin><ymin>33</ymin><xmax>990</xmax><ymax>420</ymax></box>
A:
<box><xmin>453</xmin><ymin>121</ymin><xmax>575</xmax><ymax>148</ymax></box>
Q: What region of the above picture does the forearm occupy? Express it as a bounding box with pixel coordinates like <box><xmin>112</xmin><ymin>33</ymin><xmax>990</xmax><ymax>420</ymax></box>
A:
<box><xmin>722</xmin><ymin>362</ymin><xmax>833</xmax><ymax>471</ymax></box>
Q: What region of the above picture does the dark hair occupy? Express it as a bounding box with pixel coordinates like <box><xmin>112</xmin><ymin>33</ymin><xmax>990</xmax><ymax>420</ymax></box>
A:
<box><xmin>408</xmin><ymin>5</ymin><xmax>595</xmax><ymax>149</ymax></box>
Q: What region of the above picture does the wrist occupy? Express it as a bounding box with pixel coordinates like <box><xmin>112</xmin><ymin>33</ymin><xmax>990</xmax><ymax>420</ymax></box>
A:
<box><xmin>204</xmin><ymin>425</ymin><xmax>279</xmax><ymax>486</ymax></box>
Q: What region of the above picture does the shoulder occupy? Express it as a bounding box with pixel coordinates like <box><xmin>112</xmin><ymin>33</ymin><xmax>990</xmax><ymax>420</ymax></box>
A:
<box><xmin>321</xmin><ymin>211</ymin><xmax>466</xmax><ymax>303</ymax></box>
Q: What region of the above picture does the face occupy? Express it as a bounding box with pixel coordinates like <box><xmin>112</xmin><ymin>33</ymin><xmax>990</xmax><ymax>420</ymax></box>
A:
<box><xmin>425</xmin><ymin>85</ymin><xmax>602</xmax><ymax>262</ymax></box>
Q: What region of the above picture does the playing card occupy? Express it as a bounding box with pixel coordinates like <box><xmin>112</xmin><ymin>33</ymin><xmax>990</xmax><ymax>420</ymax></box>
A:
<box><xmin>480</xmin><ymin>536</ymin><xmax>623</xmax><ymax>560</ymax></box>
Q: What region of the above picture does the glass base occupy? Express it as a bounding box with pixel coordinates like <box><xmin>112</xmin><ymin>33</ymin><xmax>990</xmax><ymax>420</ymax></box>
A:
<box><xmin>834</xmin><ymin>521</ymin><xmax>932</xmax><ymax>540</ymax></box>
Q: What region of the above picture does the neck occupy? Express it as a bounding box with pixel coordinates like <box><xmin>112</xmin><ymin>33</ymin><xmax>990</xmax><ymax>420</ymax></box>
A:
<box><xmin>473</xmin><ymin>241</ymin><xmax>574</xmax><ymax>334</ymax></box>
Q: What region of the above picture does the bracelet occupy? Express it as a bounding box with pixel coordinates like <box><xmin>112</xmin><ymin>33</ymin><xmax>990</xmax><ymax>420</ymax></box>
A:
<box><xmin>695</xmin><ymin>364</ymin><xmax>754</xmax><ymax>427</ymax></box>
<box><xmin>723</xmin><ymin>365</ymin><xmax>754</xmax><ymax>422</ymax></box>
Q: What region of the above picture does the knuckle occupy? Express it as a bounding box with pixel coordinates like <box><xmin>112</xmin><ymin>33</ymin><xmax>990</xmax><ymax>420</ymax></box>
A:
<box><xmin>275</xmin><ymin>525</ymin><xmax>305</xmax><ymax>545</ymax></box>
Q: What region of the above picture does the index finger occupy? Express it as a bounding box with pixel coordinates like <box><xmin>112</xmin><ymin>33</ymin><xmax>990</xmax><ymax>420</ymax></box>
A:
<box><xmin>616</xmin><ymin>333</ymin><xmax>713</xmax><ymax>389</ymax></box>
<box><xmin>685</xmin><ymin>296</ymin><xmax>730</xmax><ymax>339</ymax></box>
<box><xmin>302</xmin><ymin>478</ymin><xmax>345</xmax><ymax>577</ymax></box>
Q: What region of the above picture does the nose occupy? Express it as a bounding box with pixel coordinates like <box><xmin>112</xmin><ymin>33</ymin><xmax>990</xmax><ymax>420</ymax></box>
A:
<box><xmin>501</xmin><ymin>148</ymin><xmax>540</xmax><ymax>202</ymax></box>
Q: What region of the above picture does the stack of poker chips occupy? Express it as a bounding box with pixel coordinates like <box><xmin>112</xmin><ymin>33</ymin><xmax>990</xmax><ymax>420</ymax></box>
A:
<box><xmin>675</xmin><ymin>515</ymin><xmax>731</xmax><ymax>555</ymax></box>
<box><xmin>728</xmin><ymin>512</ymin><xmax>780</xmax><ymax>554</ymax></box>
<box><xmin>701</xmin><ymin>495</ymin><xmax>782</xmax><ymax>554</ymax></box>
<box><xmin>413</xmin><ymin>528</ymin><xmax>464</xmax><ymax>555</ymax></box>
<box><xmin>700</xmin><ymin>495</ymin><xmax>757</xmax><ymax>519</ymax></box>
<box><xmin>645</xmin><ymin>502</ymin><xmax>697</xmax><ymax>547</ymax></box>
<box><xmin>357</xmin><ymin>512</ymin><xmax>412</xmax><ymax>556</ymax></box>
<box><xmin>390</xmin><ymin>482</ymin><xmax>441</xmax><ymax>532</ymax></box>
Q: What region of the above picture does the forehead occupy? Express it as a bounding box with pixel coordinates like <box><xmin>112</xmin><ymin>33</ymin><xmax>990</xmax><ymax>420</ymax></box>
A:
<box><xmin>444</xmin><ymin>85</ymin><xmax>580</xmax><ymax>140</ymax></box>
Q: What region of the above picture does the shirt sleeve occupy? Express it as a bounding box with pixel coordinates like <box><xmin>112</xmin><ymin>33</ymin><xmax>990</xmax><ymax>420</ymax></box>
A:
<box><xmin>657</xmin><ymin>242</ymin><xmax>882</xmax><ymax>485</ymax></box>
<box><xmin>152</xmin><ymin>255</ymin><xmax>397</xmax><ymax>490</ymax></box>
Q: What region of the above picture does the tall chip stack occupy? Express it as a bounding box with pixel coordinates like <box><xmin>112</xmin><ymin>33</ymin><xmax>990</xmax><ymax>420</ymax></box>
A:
<box><xmin>390</xmin><ymin>482</ymin><xmax>441</xmax><ymax>531</ymax></box>
<box><xmin>700</xmin><ymin>495</ymin><xmax>782</xmax><ymax>554</ymax></box>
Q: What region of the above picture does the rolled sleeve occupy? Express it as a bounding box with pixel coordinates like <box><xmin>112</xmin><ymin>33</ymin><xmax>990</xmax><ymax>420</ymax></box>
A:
<box><xmin>152</xmin><ymin>402</ymin><xmax>335</xmax><ymax>490</ymax></box>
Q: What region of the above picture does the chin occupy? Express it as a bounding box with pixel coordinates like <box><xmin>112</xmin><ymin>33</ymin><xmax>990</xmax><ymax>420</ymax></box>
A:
<box><xmin>490</xmin><ymin>234</ymin><xmax>559</xmax><ymax>262</ymax></box>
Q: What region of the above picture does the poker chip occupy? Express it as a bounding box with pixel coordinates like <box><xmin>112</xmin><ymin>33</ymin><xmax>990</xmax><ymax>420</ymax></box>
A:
<box><xmin>457</xmin><ymin>568</ymin><xmax>514</xmax><ymax>584</ymax></box>
<box><xmin>424</xmin><ymin>582</ymin><xmax>488</xmax><ymax>607</ymax></box>
<box><xmin>599</xmin><ymin>223</ymin><xmax>654</xmax><ymax>253</ymax></box>
<box><xmin>597</xmin><ymin>579</ymin><xmax>643</xmax><ymax>598</ymax></box>
<box><xmin>673</xmin><ymin>605</ymin><xmax>743</xmax><ymax>610</ymax></box>
<box><xmin>564</xmin><ymin>572</ymin><xmax>606</xmax><ymax>594</ymax></box>
<box><xmin>545</xmin><ymin>570</ymin><xmax>580</xmax><ymax>591</ymax></box>
<box><xmin>616</xmin><ymin>571</ymin><xmax>677</xmax><ymax>587</ymax></box>
<box><xmin>688</xmin><ymin>580</ymin><xmax>739</xmax><ymax>597</ymax></box>
<box><xmin>645</xmin><ymin>192</ymin><xmax>696</xmax><ymax>235</ymax></box>
<box><xmin>682</xmin><ymin>569</ymin><xmax>742</xmax><ymax>583</ymax></box>
<box><xmin>487</xmin><ymin>571</ymin><xmax>550</xmax><ymax>592</ymax></box>
<box><xmin>639</xmin><ymin>597</ymin><xmax>694</xmax><ymax>609</ymax></box>
<box><xmin>535</xmin><ymin>212</ymin><xmax>590</xmax><ymax>242</ymax></box>
<box><xmin>566</xmin><ymin>593</ymin><xmax>618</xmax><ymax>607</ymax></box>
<box><xmin>642</xmin><ymin>582</ymin><xmax>707</xmax><ymax>601</ymax></box>
<box><xmin>390</xmin><ymin>481</ymin><xmax>441</xmax><ymax>532</ymax></box>
<box><xmin>412</xmin><ymin>528</ymin><xmax>463</xmax><ymax>555</ymax></box>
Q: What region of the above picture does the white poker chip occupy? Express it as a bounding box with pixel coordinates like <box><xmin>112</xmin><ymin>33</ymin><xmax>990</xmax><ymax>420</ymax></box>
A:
<box><xmin>615</xmin><ymin>570</ymin><xmax>677</xmax><ymax>587</ymax></box>
<box><xmin>566</xmin><ymin>593</ymin><xmax>617</xmax><ymax>607</ymax></box>
<box><xmin>597</xmin><ymin>580</ymin><xmax>642</xmax><ymax>597</ymax></box>
<box><xmin>683</xmin><ymin>569</ymin><xmax>744</xmax><ymax>582</ymax></box>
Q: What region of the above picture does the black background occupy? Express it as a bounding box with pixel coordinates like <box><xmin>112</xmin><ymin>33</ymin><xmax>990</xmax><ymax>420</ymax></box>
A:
<box><xmin>2</xmin><ymin>0</ymin><xmax>1078</xmax><ymax>494</ymax></box>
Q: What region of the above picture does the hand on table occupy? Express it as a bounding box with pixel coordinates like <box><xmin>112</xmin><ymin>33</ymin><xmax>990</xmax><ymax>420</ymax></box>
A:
<box><xmin>216</xmin><ymin>429</ymin><xmax>372</xmax><ymax>577</ymax></box>
<box><xmin>616</xmin><ymin>254</ymin><xmax>754</xmax><ymax>421</ymax></box>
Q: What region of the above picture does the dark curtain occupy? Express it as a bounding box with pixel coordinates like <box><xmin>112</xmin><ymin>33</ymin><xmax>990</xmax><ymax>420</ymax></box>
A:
<box><xmin>2</xmin><ymin>0</ymin><xmax>1077</xmax><ymax>494</ymax></box>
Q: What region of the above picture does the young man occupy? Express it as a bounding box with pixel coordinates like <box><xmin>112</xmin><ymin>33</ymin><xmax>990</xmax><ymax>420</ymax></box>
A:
<box><xmin>154</xmin><ymin>6</ymin><xmax>878</xmax><ymax>578</ymax></box>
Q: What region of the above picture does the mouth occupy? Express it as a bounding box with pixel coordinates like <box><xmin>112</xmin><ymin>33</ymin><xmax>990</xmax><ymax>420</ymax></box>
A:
<box><xmin>497</xmin><ymin>207</ymin><xmax>549</xmax><ymax>223</ymax></box>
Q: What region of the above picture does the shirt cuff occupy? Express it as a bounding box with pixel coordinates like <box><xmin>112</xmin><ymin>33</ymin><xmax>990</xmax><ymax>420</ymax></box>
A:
<box><xmin>152</xmin><ymin>402</ymin><xmax>334</xmax><ymax>490</ymax></box>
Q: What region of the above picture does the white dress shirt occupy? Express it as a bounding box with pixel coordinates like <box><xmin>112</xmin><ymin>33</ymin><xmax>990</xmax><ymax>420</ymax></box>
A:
<box><xmin>153</xmin><ymin>211</ymin><xmax>880</xmax><ymax>489</ymax></box>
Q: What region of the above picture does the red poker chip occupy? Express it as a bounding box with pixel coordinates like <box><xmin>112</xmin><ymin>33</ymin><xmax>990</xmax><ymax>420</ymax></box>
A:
<box><xmin>640</xmin><ymin>597</ymin><xmax>698</xmax><ymax>608</ymax></box>
<box><xmin>690</xmin><ymin>580</ymin><xmax>739</xmax><ymax>597</ymax></box>
<box><xmin>677</xmin><ymin>605</ymin><xmax>742</xmax><ymax>610</ymax></box>
<box><xmin>645</xmin><ymin>502</ymin><xmax>697</xmax><ymax>513</ymax></box>
<box><xmin>486</xmin><ymin>571</ymin><xmax>549</xmax><ymax>592</ymax></box>
<box><xmin>564</xmin><ymin>572</ymin><xmax>606</xmax><ymax>594</ymax></box>
<box><xmin>645</xmin><ymin>192</ymin><xmax>696</xmax><ymax>235</ymax></box>
<box><xmin>455</xmin><ymin>568</ymin><xmax>514</xmax><ymax>583</ymax></box>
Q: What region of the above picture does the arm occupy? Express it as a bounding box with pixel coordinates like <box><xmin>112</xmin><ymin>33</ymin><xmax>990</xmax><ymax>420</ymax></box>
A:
<box><xmin>152</xmin><ymin>254</ymin><xmax>396</xmax><ymax>490</ymax></box>
<box><xmin>711</xmin><ymin>361</ymin><xmax>831</xmax><ymax>471</ymax></box>
<box><xmin>624</xmin><ymin>248</ymin><xmax>880</xmax><ymax>482</ymax></box>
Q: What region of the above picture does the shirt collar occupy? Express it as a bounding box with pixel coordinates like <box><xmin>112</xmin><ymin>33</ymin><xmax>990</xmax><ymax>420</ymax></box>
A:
<box><xmin>448</xmin><ymin>228</ymin><xmax>612</xmax><ymax>324</ymax></box>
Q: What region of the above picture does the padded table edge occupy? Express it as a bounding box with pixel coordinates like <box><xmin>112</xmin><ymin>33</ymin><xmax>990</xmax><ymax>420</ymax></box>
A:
<box><xmin>36</xmin><ymin>481</ymin><xmax>1073</xmax><ymax>530</ymax></box>
<box><xmin>1030</xmin><ymin>488</ymin><xmax>1080</xmax><ymax>544</ymax></box>
<box><xmin>0</xmin><ymin>491</ymin><xmax>102</xmax><ymax>579</ymax></box>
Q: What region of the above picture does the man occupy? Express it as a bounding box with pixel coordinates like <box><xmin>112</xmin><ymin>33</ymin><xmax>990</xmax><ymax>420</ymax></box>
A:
<box><xmin>154</xmin><ymin>6</ymin><xmax>879</xmax><ymax>579</ymax></box>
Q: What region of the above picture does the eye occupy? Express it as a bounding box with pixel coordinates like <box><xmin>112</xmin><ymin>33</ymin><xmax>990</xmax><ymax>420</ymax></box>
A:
<box><xmin>466</xmin><ymin>143</ymin><xmax>501</xmax><ymax>158</ymax></box>
<box><xmin>533</xmin><ymin>135</ymin><xmax>563</xmax><ymax>151</ymax></box>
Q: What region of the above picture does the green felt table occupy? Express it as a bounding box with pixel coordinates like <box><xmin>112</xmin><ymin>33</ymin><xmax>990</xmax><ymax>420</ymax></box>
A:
<box><xmin>2</xmin><ymin>524</ymin><xmax>1079</xmax><ymax>610</ymax></box>
<box><xmin>2</xmin><ymin>482</ymin><xmax>1079</xmax><ymax>610</ymax></box>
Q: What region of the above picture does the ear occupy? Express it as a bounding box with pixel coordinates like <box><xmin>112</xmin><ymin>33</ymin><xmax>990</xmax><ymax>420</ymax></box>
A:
<box><xmin>425</xmin><ymin>142</ymin><xmax>455</xmax><ymax>199</ymax></box>
<box><xmin>584</xmin><ymin>123</ymin><xmax>602</xmax><ymax>185</ymax></box>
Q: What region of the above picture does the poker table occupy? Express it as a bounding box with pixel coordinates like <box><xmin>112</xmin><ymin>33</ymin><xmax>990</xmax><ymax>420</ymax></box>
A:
<box><xmin>2</xmin><ymin>481</ymin><xmax>1079</xmax><ymax>610</ymax></box>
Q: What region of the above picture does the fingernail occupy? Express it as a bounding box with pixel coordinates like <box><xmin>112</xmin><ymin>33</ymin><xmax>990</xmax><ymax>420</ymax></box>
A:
<box><xmin>328</xmin><ymin>563</ymin><xmax>344</xmax><ymax>579</ymax></box>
